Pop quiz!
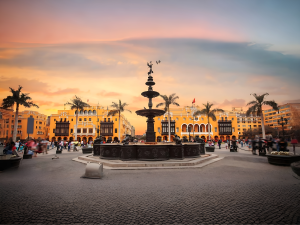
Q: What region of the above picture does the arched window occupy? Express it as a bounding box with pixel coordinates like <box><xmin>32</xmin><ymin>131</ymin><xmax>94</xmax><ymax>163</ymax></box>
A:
<box><xmin>88</xmin><ymin>110</ymin><xmax>92</xmax><ymax>115</ymax></box>
<box><xmin>93</xmin><ymin>110</ymin><xmax>96</xmax><ymax>115</ymax></box>
<box><xmin>84</xmin><ymin>110</ymin><xmax>87</xmax><ymax>115</ymax></box>
<box><xmin>80</xmin><ymin>110</ymin><xmax>83</xmax><ymax>114</ymax></box>
<box><xmin>75</xmin><ymin>110</ymin><xmax>78</xmax><ymax>115</ymax></box>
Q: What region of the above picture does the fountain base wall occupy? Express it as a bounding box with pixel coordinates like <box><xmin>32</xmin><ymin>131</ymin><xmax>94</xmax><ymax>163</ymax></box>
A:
<box><xmin>96</xmin><ymin>143</ymin><xmax>205</xmax><ymax>161</ymax></box>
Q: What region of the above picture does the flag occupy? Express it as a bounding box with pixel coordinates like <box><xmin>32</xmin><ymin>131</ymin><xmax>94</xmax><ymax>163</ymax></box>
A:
<box><xmin>87</xmin><ymin>99</ymin><xmax>89</xmax><ymax>102</ymax></box>
<box><xmin>192</xmin><ymin>98</ymin><xmax>195</xmax><ymax>104</ymax></box>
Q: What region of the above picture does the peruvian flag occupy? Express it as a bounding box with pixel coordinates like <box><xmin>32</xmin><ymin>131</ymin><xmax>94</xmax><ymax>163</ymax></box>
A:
<box><xmin>87</xmin><ymin>99</ymin><xmax>89</xmax><ymax>102</ymax></box>
<box><xmin>192</xmin><ymin>98</ymin><xmax>195</xmax><ymax>104</ymax></box>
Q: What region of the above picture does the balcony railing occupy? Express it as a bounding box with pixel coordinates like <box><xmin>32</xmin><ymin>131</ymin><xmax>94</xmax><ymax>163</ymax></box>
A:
<box><xmin>161</xmin><ymin>131</ymin><xmax>175</xmax><ymax>135</ymax></box>
<box><xmin>77</xmin><ymin>132</ymin><xmax>96</xmax><ymax>136</ymax></box>
<box><xmin>161</xmin><ymin>120</ymin><xmax>175</xmax><ymax>123</ymax></box>
<box><xmin>55</xmin><ymin>132</ymin><xmax>69</xmax><ymax>136</ymax></box>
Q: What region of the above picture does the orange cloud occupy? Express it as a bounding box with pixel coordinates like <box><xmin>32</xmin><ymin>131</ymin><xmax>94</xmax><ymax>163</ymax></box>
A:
<box><xmin>97</xmin><ymin>91</ymin><xmax>121</xmax><ymax>97</ymax></box>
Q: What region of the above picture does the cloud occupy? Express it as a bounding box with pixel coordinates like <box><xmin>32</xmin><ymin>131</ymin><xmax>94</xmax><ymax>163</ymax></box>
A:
<box><xmin>216</xmin><ymin>99</ymin><xmax>246</xmax><ymax>109</ymax></box>
<box><xmin>97</xmin><ymin>90</ymin><xmax>121</xmax><ymax>97</ymax></box>
<box><xmin>281</xmin><ymin>99</ymin><xmax>300</xmax><ymax>104</ymax></box>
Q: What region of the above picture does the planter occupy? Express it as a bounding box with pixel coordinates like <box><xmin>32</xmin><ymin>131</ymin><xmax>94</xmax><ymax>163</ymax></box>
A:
<box><xmin>0</xmin><ymin>157</ymin><xmax>22</xmax><ymax>171</ymax></box>
<box><xmin>23</xmin><ymin>154</ymin><xmax>32</xmax><ymax>159</ymax></box>
<box><xmin>205</xmin><ymin>146</ymin><xmax>215</xmax><ymax>152</ymax></box>
<box><xmin>267</xmin><ymin>154</ymin><xmax>300</xmax><ymax>166</ymax></box>
<box><xmin>291</xmin><ymin>161</ymin><xmax>300</xmax><ymax>177</ymax></box>
<box><xmin>82</xmin><ymin>147</ymin><xmax>93</xmax><ymax>154</ymax></box>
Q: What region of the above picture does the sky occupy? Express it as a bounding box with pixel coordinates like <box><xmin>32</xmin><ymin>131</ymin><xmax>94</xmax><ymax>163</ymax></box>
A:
<box><xmin>0</xmin><ymin>0</ymin><xmax>300</xmax><ymax>134</ymax></box>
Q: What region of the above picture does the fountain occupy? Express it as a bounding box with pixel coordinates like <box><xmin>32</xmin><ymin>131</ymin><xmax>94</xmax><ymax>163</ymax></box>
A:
<box><xmin>93</xmin><ymin>61</ymin><xmax>205</xmax><ymax>161</ymax></box>
<box><xmin>136</xmin><ymin>61</ymin><xmax>165</xmax><ymax>143</ymax></box>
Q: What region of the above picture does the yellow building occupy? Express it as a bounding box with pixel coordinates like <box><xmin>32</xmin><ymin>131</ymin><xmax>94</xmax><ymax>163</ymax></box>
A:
<box><xmin>263</xmin><ymin>103</ymin><xmax>300</xmax><ymax>132</ymax></box>
<box><xmin>0</xmin><ymin>109</ymin><xmax>48</xmax><ymax>141</ymax></box>
<box><xmin>153</xmin><ymin>106</ymin><xmax>261</xmax><ymax>142</ymax></box>
<box><xmin>49</xmin><ymin>106</ymin><xmax>133</xmax><ymax>143</ymax></box>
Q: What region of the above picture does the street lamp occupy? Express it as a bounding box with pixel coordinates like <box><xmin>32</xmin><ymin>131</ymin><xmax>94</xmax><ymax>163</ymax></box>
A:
<box><xmin>188</xmin><ymin>126</ymin><xmax>191</xmax><ymax>142</ymax></box>
<box><xmin>277</xmin><ymin>116</ymin><xmax>288</xmax><ymax>138</ymax></box>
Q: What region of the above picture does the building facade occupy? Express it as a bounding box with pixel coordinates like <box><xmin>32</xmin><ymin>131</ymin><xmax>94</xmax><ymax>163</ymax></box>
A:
<box><xmin>153</xmin><ymin>106</ymin><xmax>261</xmax><ymax>142</ymax></box>
<box><xmin>0</xmin><ymin>109</ymin><xmax>49</xmax><ymax>141</ymax></box>
<box><xmin>49</xmin><ymin>106</ymin><xmax>134</xmax><ymax>142</ymax></box>
<box><xmin>263</xmin><ymin>103</ymin><xmax>300</xmax><ymax>132</ymax></box>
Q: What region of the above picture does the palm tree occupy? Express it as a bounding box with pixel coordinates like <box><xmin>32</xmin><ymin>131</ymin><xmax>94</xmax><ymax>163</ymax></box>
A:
<box><xmin>156</xmin><ymin>93</ymin><xmax>180</xmax><ymax>142</ymax></box>
<box><xmin>108</xmin><ymin>100</ymin><xmax>132</xmax><ymax>141</ymax></box>
<box><xmin>1</xmin><ymin>85</ymin><xmax>39</xmax><ymax>142</ymax></box>
<box><xmin>194</xmin><ymin>102</ymin><xmax>224</xmax><ymax>140</ymax></box>
<box><xmin>65</xmin><ymin>96</ymin><xmax>90</xmax><ymax>141</ymax></box>
<box><xmin>246</xmin><ymin>93</ymin><xmax>278</xmax><ymax>139</ymax></box>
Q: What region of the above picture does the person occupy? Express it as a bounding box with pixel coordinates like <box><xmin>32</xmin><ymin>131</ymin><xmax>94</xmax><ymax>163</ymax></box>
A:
<box><xmin>15</xmin><ymin>140</ymin><xmax>20</xmax><ymax>151</ymax></box>
<box><xmin>240</xmin><ymin>140</ymin><xmax>244</xmax><ymax>147</ymax></box>
<box><xmin>60</xmin><ymin>140</ymin><xmax>64</xmax><ymax>151</ymax></box>
<box><xmin>51</xmin><ymin>141</ymin><xmax>54</xmax><ymax>149</ymax></box>
<box><xmin>218</xmin><ymin>139</ymin><xmax>222</xmax><ymax>149</ymax></box>
<box><xmin>225</xmin><ymin>141</ymin><xmax>228</xmax><ymax>149</ymax></box>
<box><xmin>291</xmin><ymin>136</ymin><xmax>298</xmax><ymax>155</ymax></box>
<box><xmin>81</xmin><ymin>140</ymin><xmax>84</xmax><ymax>147</ymax></box>
<box><xmin>227</xmin><ymin>139</ymin><xmax>230</xmax><ymax>149</ymax></box>
<box><xmin>68</xmin><ymin>141</ymin><xmax>71</xmax><ymax>152</ymax></box>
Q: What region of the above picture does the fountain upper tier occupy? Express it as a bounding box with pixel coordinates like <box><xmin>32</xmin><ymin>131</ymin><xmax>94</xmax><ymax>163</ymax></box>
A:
<box><xmin>141</xmin><ymin>90</ymin><xmax>160</xmax><ymax>99</ymax></box>
<box><xmin>136</xmin><ymin>108</ymin><xmax>165</xmax><ymax>117</ymax></box>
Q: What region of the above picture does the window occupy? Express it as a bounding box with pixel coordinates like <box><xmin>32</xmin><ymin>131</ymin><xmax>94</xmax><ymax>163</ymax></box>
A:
<box><xmin>221</xmin><ymin>117</ymin><xmax>223</xmax><ymax>121</ymax></box>
<box><xmin>89</xmin><ymin>118</ymin><xmax>91</xmax><ymax>121</ymax></box>
<box><xmin>36</xmin><ymin>126</ymin><xmax>37</xmax><ymax>129</ymax></box>
<box><xmin>158</xmin><ymin>118</ymin><xmax>160</xmax><ymax>121</ymax></box>
<box><xmin>176</xmin><ymin>127</ymin><xmax>179</xmax><ymax>132</ymax></box>
<box><xmin>11</xmin><ymin>125</ymin><xmax>14</xmax><ymax>128</ymax></box>
<box><xmin>115</xmin><ymin>118</ymin><xmax>117</xmax><ymax>121</ymax></box>
<box><xmin>242</xmin><ymin>125</ymin><xmax>246</xmax><ymax>127</ymax></box>
<box><xmin>189</xmin><ymin>118</ymin><xmax>192</xmax><ymax>120</ymax></box>
<box><xmin>89</xmin><ymin>128</ymin><xmax>93</xmax><ymax>133</ymax></box>
<box><xmin>39</xmin><ymin>122</ymin><xmax>42</xmax><ymax>124</ymax></box>
<box><xmin>39</xmin><ymin>126</ymin><xmax>42</xmax><ymax>129</ymax></box>
<box><xmin>201</xmin><ymin>118</ymin><xmax>203</xmax><ymax>121</ymax></box>
<box><xmin>158</xmin><ymin>127</ymin><xmax>160</xmax><ymax>133</ymax></box>
<box><xmin>77</xmin><ymin>128</ymin><xmax>81</xmax><ymax>133</ymax></box>
<box><xmin>18</xmin><ymin>125</ymin><xmax>22</xmax><ymax>128</ymax></box>
<box><xmin>232</xmin><ymin>118</ymin><xmax>234</xmax><ymax>121</ymax></box>
<box><xmin>238</xmin><ymin>125</ymin><xmax>240</xmax><ymax>127</ymax></box>
<box><xmin>108</xmin><ymin>118</ymin><xmax>110</xmax><ymax>122</ymax></box>
<box><xmin>12</xmin><ymin>120</ymin><xmax>14</xmax><ymax>123</ymax></box>
<box><xmin>83</xmin><ymin>128</ymin><xmax>87</xmax><ymax>133</ymax></box>
<box><xmin>12</xmin><ymin>115</ymin><xmax>14</xmax><ymax>117</ymax></box>
<box><xmin>232</xmin><ymin>128</ymin><xmax>235</xmax><ymax>132</ymax></box>
<box><xmin>84</xmin><ymin>118</ymin><xmax>87</xmax><ymax>121</ymax></box>
<box><xmin>238</xmin><ymin>128</ymin><xmax>240</xmax><ymax>131</ymax></box>
<box><xmin>104</xmin><ymin>118</ymin><xmax>106</xmax><ymax>122</ymax></box>
<box><xmin>18</xmin><ymin>120</ymin><xmax>21</xmax><ymax>123</ymax></box>
<box><xmin>115</xmin><ymin>128</ymin><xmax>117</xmax><ymax>133</ymax></box>
<box><xmin>225</xmin><ymin>117</ymin><xmax>227</xmax><ymax>121</ymax></box>
<box><xmin>71</xmin><ymin>119</ymin><xmax>73</xmax><ymax>121</ymax></box>
<box><xmin>165</xmin><ymin>117</ymin><xmax>167</xmax><ymax>120</ymax></box>
<box><xmin>183</xmin><ymin>117</ymin><xmax>186</xmax><ymax>120</ymax></box>
<box><xmin>258</xmin><ymin>125</ymin><xmax>261</xmax><ymax>127</ymax></box>
<box><xmin>176</xmin><ymin>118</ymin><xmax>178</xmax><ymax>121</ymax></box>
<box><xmin>53</xmin><ymin>129</ymin><xmax>56</xmax><ymax>133</ymax></box>
<box><xmin>79</xmin><ymin>118</ymin><xmax>82</xmax><ymax>121</ymax></box>
<box><xmin>71</xmin><ymin>129</ymin><xmax>73</xmax><ymax>133</ymax></box>
<box><xmin>215</xmin><ymin>127</ymin><xmax>217</xmax><ymax>132</ymax></box>
<box><xmin>54</xmin><ymin>119</ymin><xmax>56</xmax><ymax>121</ymax></box>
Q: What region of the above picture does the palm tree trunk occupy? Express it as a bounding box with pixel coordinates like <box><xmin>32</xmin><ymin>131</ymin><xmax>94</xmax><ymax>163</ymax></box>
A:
<box><xmin>118</xmin><ymin>111</ymin><xmax>121</xmax><ymax>141</ymax></box>
<box><xmin>193</xmin><ymin>116</ymin><xmax>195</xmax><ymax>139</ymax></box>
<box><xmin>168</xmin><ymin>108</ymin><xmax>171</xmax><ymax>142</ymax></box>
<box><xmin>12</xmin><ymin>103</ymin><xmax>19</xmax><ymax>142</ymax></box>
<box><xmin>208</xmin><ymin>117</ymin><xmax>211</xmax><ymax>141</ymax></box>
<box><xmin>75</xmin><ymin>109</ymin><xmax>78</xmax><ymax>141</ymax></box>
<box><xmin>261</xmin><ymin>114</ymin><xmax>266</xmax><ymax>139</ymax></box>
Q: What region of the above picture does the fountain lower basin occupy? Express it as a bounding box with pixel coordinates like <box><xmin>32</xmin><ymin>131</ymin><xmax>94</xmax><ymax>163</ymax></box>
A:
<box><xmin>94</xmin><ymin>143</ymin><xmax>205</xmax><ymax>161</ymax></box>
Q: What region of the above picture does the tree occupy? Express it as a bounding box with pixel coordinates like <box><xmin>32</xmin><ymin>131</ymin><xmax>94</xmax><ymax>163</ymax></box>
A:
<box><xmin>156</xmin><ymin>93</ymin><xmax>180</xmax><ymax>142</ymax></box>
<box><xmin>194</xmin><ymin>102</ymin><xmax>224</xmax><ymax>140</ymax></box>
<box><xmin>65</xmin><ymin>96</ymin><xmax>90</xmax><ymax>141</ymax></box>
<box><xmin>108</xmin><ymin>100</ymin><xmax>132</xmax><ymax>141</ymax></box>
<box><xmin>246</xmin><ymin>93</ymin><xmax>278</xmax><ymax>139</ymax></box>
<box><xmin>1</xmin><ymin>85</ymin><xmax>39</xmax><ymax>142</ymax></box>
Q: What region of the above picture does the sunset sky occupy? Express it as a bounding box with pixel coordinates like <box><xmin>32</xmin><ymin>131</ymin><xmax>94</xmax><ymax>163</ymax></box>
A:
<box><xmin>0</xmin><ymin>0</ymin><xmax>300</xmax><ymax>134</ymax></box>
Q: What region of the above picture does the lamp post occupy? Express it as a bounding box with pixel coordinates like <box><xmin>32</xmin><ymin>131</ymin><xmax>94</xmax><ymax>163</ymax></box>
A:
<box><xmin>277</xmin><ymin>116</ymin><xmax>288</xmax><ymax>138</ymax></box>
<box><xmin>188</xmin><ymin>126</ymin><xmax>191</xmax><ymax>142</ymax></box>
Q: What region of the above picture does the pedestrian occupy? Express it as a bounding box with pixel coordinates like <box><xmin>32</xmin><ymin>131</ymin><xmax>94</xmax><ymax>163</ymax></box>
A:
<box><xmin>51</xmin><ymin>141</ymin><xmax>54</xmax><ymax>149</ymax></box>
<box><xmin>218</xmin><ymin>139</ymin><xmax>222</xmax><ymax>149</ymax></box>
<box><xmin>15</xmin><ymin>140</ymin><xmax>20</xmax><ymax>151</ymax></box>
<box><xmin>68</xmin><ymin>141</ymin><xmax>71</xmax><ymax>152</ymax></box>
<box><xmin>240</xmin><ymin>140</ymin><xmax>244</xmax><ymax>147</ymax></box>
<box><xmin>227</xmin><ymin>139</ymin><xmax>230</xmax><ymax>149</ymax></box>
<box><xmin>291</xmin><ymin>136</ymin><xmax>298</xmax><ymax>155</ymax></box>
<box><xmin>225</xmin><ymin>141</ymin><xmax>228</xmax><ymax>149</ymax></box>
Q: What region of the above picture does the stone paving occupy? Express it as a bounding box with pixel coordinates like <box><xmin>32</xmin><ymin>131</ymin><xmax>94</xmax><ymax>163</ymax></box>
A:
<box><xmin>0</xmin><ymin>147</ymin><xmax>300</xmax><ymax>224</ymax></box>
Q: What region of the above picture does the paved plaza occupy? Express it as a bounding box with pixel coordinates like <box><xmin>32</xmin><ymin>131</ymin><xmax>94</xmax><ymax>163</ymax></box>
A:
<box><xmin>1</xmin><ymin>146</ymin><xmax>300</xmax><ymax>224</ymax></box>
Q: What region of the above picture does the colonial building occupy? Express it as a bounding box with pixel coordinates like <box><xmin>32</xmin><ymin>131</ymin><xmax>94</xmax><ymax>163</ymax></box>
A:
<box><xmin>153</xmin><ymin>106</ymin><xmax>261</xmax><ymax>142</ymax></box>
<box><xmin>0</xmin><ymin>109</ymin><xmax>48</xmax><ymax>141</ymax></box>
<box><xmin>263</xmin><ymin>103</ymin><xmax>300</xmax><ymax>131</ymax></box>
<box><xmin>49</xmin><ymin>106</ymin><xmax>134</xmax><ymax>142</ymax></box>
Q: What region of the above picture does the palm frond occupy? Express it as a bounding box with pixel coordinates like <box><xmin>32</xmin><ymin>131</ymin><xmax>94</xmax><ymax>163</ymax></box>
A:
<box><xmin>156</xmin><ymin>102</ymin><xmax>165</xmax><ymax>108</ymax></box>
<box><xmin>246</xmin><ymin>100</ymin><xmax>257</xmax><ymax>106</ymax></box>
<box><xmin>263</xmin><ymin>100</ymin><xmax>278</xmax><ymax>111</ymax></box>
<box><xmin>208</xmin><ymin>112</ymin><xmax>217</xmax><ymax>121</ymax></box>
<box><xmin>246</xmin><ymin>105</ymin><xmax>258</xmax><ymax>117</ymax></box>
<box><xmin>211</xmin><ymin>108</ymin><xmax>224</xmax><ymax>113</ymax></box>
<box><xmin>108</xmin><ymin>110</ymin><xmax>119</xmax><ymax>116</ymax></box>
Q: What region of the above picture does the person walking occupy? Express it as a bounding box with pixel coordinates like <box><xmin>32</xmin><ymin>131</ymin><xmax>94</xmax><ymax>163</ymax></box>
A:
<box><xmin>227</xmin><ymin>139</ymin><xmax>231</xmax><ymax>149</ymax></box>
<box><xmin>291</xmin><ymin>136</ymin><xmax>298</xmax><ymax>155</ymax></box>
<box><xmin>218</xmin><ymin>139</ymin><xmax>222</xmax><ymax>149</ymax></box>
<box><xmin>68</xmin><ymin>141</ymin><xmax>71</xmax><ymax>152</ymax></box>
<box><xmin>240</xmin><ymin>140</ymin><xmax>244</xmax><ymax>147</ymax></box>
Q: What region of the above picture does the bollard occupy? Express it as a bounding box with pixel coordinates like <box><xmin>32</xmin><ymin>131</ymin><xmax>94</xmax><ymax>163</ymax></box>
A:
<box><xmin>81</xmin><ymin>162</ymin><xmax>103</xmax><ymax>179</ymax></box>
